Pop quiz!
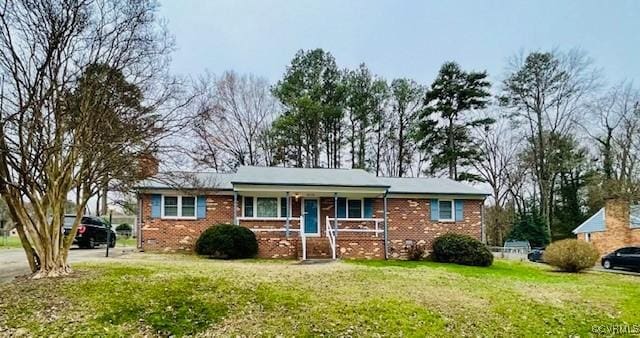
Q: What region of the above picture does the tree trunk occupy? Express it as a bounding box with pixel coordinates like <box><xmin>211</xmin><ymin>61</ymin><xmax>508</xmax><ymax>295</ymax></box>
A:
<box><xmin>100</xmin><ymin>181</ymin><xmax>108</xmax><ymax>216</ymax></box>
<box><xmin>398</xmin><ymin>112</ymin><xmax>405</xmax><ymax>177</ymax></box>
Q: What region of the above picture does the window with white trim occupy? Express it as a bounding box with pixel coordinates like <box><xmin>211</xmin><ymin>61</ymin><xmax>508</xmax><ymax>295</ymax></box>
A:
<box><xmin>162</xmin><ymin>195</ymin><xmax>197</xmax><ymax>219</ymax></box>
<box><xmin>585</xmin><ymin>233</ymin><xmax>591</xmax><ymax>242</ymax></box>
<box><xmin>347</xmin><ymin>199</ymin><xmax>363</xmax><ymax>218</ymax></box>
<box><xmin>256</xmin><ymin>197</ymin><xmax>278</xmax><ymax>217</ymax></box>
<box><xmin>242</xmin><ymin>196</ymin><xmax>288</xmax><ymax>218</ymax></box>
<box><xmin>438</xmin><ymin>200</ymin><xmax>454</xmax><ymax>221</ymax></box>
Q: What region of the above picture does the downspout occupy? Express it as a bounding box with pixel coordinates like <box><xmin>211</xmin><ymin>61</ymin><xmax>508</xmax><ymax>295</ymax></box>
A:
<box><xmin>334</xmin><ymin>192</ymin><xmax>338</xmax><ymax>258</ymax></box>
<box><xmin>233</xmin><ymin>191</ymin><xmax>238</xmax><ymax>225</ymax></box>
<box><xmin>137</xmin><ymin>191</ymin><xmax>143</xmax><ymax>250</ymax></box>
<box><xmin>285</xmin><ymin>191</ymin><xmax>290</xmax><ymax>238</ymax></box>
<box><xmin>481</xmin><ymin>197</ymin><xmax>486</xmax><ymax>244</ymax></box>
<box><xmin>333</xmin><ymin>192</ymin><xmax>338</xmax><ymax>242</ymax></box>
<box><xmin>383</xmin><ymin>190</ymin><xmax>388</xmax><ymax>260</ymax></box>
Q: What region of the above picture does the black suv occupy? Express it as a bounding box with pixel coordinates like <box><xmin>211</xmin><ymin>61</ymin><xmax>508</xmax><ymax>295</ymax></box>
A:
<box><xmin>601</xmin><ymin>247</ymin><xmax>640</xmax><ymax>271</ymax></box>
<box><xmin>63</xmin><ymin>215</ymin><xmax>116</xmax><ymax>249</ymax></box>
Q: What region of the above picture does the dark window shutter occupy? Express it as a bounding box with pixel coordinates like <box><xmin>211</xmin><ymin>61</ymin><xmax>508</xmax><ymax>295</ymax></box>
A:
<box><xmin>430</xmin><ymin>199</ymin><xmax>439</xmax><ymax>221</ymax></box>
<box><xmin>151</xmin><ymin>194</ymin><xmax>161</xmax><ymax>218</ymax></box>
<box><xmin>364</xmin><ymin>198</ymin><xmax>374</xmax><ymax>218</ymax></box>
<box><xmin>197</xmin><ymin>196</ymin><xmax>206</xmax><ymax>219</ymax></box>
<box><xmin>337</xmin><ymin>197</ymin><xmax>347</xmax><ymax>218</ymax></box>
<box><xmin>280</xmin><ymin>197</ymin><xmax>288</xmax><ymax>217</ymax></box>
<box><xmin>243</xmin><ymin>197</ymin><xmax>253</xmax><ymax>217</ymax></box>
<box><xmin>454</xmin><ymin>200</ymin><xmax>464</xmax><ymax>221</ymax></box>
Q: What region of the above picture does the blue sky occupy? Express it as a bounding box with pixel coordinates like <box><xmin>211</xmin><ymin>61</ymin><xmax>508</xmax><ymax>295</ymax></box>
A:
<box><xmin>159</xmin><ymin>0</ymin><xmax>639</xmax><ymax>88</ymax></box>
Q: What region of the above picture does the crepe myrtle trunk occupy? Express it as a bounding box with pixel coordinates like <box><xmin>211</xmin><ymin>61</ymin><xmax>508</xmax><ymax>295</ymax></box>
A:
<box><xmin>4</xmin><ymin>189</ymin><xmax>91</xmax><ymax>278</ymax></box>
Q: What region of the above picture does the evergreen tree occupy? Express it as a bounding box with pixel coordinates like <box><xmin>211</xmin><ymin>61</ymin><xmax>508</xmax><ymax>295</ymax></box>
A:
<box><xmin>272</xmin><ymin>49</ymin><xmax>345</xmax><ymax>167</ymax></box>
<box><xmin>344</xmin><ymin>63</ymin><xmax>388</xmax><ymax>169</ymax></box>
<box><xmin>508</xmin><ymin>205</ymin><xmax>550</xmax><ymax>247</ymax></box>
<box><xmin>415</xmin><ymin>62</ymin><xmax>493</xmax><ymax>181</ymax></box>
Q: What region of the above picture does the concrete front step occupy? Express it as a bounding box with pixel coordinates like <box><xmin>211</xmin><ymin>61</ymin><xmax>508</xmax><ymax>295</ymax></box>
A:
<box><xmin>298</xmin><ymin>237</ymin><xmax>334</xmax><ymax>259</ymax></box>
<box><xmin>298</xmin><ymin>258</ymin><xmax>336</xmax><ymax>265</ymax></box>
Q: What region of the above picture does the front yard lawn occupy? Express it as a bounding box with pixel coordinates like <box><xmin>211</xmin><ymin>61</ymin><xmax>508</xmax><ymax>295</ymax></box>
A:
<box><xmin>0</xmin><ymin>255</ymin><xmax>638</xmax><ymax>337</ymax></box>
<box><xmin>0</xmin><ymin>236</ymin><xmax>21</xmax><ymax>249</ymax></box>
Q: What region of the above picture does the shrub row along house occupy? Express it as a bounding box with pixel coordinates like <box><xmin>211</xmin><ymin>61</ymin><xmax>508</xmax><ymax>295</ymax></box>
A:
<box><xmin>135</xmin><ymin>166</ymin><xmax>488</xmax><ymax>259</ymax></box>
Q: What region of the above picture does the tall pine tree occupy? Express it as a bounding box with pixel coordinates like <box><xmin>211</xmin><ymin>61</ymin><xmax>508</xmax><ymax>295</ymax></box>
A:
<box><xmin>415</xmin><ymin>62</ymin><xmax>493</xmax><ymax>181</ymax></box>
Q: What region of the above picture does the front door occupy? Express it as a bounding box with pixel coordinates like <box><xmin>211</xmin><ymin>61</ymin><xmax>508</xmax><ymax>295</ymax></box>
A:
<box><xmin>303</xmin><ymin>199</ymin><xmax>319</xmax><ymax>235</ymax></box>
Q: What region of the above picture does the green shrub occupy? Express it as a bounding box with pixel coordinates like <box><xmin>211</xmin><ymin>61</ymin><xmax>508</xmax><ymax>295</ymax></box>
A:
<box><xmin>115</xmin><ymin>223</ymin><xmax>132</xmax><ymax>231</ymax></box>
<box><xmin>542</xmin><ymin>239</ymin><xmax>599</xmax><ymax>272</ymax></box>
<box><xmin>432</xmin><ymin>233</ymin><xmax>493</xmax><ymax>267</ymax></box>
<box><xmin>406</xmin><ymin>242</ymin><xmax>426</xmax><ymax>261</ymax></box>
<box><xmin>195</xmin><ymin>224</ymin><xmax>258</xmax><ymax>259</ymax></box>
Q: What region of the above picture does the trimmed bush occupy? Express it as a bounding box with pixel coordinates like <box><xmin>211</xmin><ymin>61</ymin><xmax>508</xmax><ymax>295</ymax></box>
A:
<box><xmin>406</xmin><ymin>242</ymin><xmax>426</xmax><ymax>261</ymax></box>
<box><xmin>115</xmin><ymin>223</ymin><xmax>132</xmax><ymax>231</ymax></box>
<box><xmin>432</xmin><ymin>233</ymin><xmax>493</xmax><ymax>267</ymax></box>
<box><xmin>542</xmin><ymin>239</ymin><xmax>599</xmax><ymax>272</ymax></box>
<box><xmin>195</xmin><ymin>224</ymin><xmax>258</xmax><ymax>259</ymax></box>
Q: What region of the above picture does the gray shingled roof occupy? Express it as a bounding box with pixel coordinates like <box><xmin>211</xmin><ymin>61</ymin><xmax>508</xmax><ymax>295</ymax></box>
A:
<box><xmin>379</xmin><ymin>177</ymin><xmax>488</xmax><ymax>195</ymax></box>
<box><xmin>136</xmin><ymin>172</ymin><xmax>233</xmax><ymax>190</ymax></box>
<box><xmin>136</xmin><ymin>166</ymin><xmax>487</xmax><ymax>196</ymax></box>
<box><xmin>572</xmin><ymin>208</ymin><xmax>606</xmax><ymax>234</ymax></box>
<box><xmin>231</xmin><ymin>166</ymin><xmax>388</xmax><ymax>188</ymax></box>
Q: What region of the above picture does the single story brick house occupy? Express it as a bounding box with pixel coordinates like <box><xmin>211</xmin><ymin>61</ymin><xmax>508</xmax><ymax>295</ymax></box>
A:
<box><xmin>135</xmin><ymin>166</ymin><xmax>488</xmax><ymax>259</ymax></box>
<box><xmin>573</xmin><ymin>199</ymin><xmax>640</xmax><ymax>255</ymax></box>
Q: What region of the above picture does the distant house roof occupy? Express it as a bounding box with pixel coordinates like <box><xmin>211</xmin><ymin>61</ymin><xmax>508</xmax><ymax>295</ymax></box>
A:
<box><xmin>631</xmin><ymin>205</ymin><xmax>640</xmax><ymax>229</ymax></box>
<box><xmin>231</xmin><ymin>166</ymin><xmax>388</xmax><ymax>188</ymax></box>
<box><xmin>503</xmin><ymin>240</ymin><xmax>531</xmax><ymax>249</ymax></box>
<box><xmin>379</xmin><ymin>177</ymin><xmax>488</xmax><ymax>195</ymax></box>
<box><xmin>572</xmin><ymin>208</ymin><xmax>606</xmax><ymax>234</ymax></box>
<box><xmin>136</xmin><ymin>172</ymin><xmax>234</xmax><ymax>190</ymax></box>
<box><xmin>136</xmin><ymin>166</ymin><xmax>487</xmax><ymax>196</ymax></box>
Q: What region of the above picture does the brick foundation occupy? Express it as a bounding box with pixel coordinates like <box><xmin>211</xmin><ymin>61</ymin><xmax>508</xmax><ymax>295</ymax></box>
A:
<box><xmin>139</xmin><ymin>193</ymin><xmax>483</xmax><ymax>259</ymax></box>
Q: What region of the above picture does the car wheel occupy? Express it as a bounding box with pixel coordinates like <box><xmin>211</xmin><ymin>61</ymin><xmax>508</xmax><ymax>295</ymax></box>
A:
<box><xmin>109</xmin><ymin>237</ymin><xmax>116</xmax><ymax>248</ymax></box>
<box><xmin>87</xmin><ymin>237</ymin><xmax>95</xmax><ymax>249</ymax></box>
<box><xmin>602</xmin><ymin>259</ymin><xmax>613</xmax><ymax>269</ymax></box>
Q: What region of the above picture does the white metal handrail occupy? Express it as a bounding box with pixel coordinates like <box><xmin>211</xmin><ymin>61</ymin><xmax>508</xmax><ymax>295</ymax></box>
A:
<box><xmin>300</xmin><ymin>216</ymin><xmax>306</xmax><ymax>260</ymax></box>
<box><xmin>326</xmin><ymin>217</ymin><xmax>384</xmax><ymax>237</ymax></box>
<box><xmin>325</xmin><ymin>216</ymin><xmax>336</xmax><ymax>259</ymax></box>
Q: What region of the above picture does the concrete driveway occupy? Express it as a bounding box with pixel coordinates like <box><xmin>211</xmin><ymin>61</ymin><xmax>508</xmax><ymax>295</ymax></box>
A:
<box><xmin>593</xmin><ymin>266</ymin><xmax>640</xmax><ymax>276</ymax></box>
<box><xmin>0</xmin><ymin>247</ymin><xmax>134</xmax><ymax>283</ymax></box>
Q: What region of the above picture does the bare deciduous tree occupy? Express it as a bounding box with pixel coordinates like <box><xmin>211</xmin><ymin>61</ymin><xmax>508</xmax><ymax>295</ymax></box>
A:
<box><xmin>500</xmin><ymin>48</ymin><xmax>601</xmax><ymax>236</ymax></box>
<box><xmin>191</xmin><ymin>71</ymin><xmax>278</xmax><ymax>171</ymax></box>
<box><xmin>0</xmin><ymin>0</ymin><xmax>178</xmax><ymax>277</ymax></box>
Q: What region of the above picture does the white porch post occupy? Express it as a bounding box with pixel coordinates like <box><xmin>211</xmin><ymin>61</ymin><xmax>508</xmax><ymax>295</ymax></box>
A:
<box><xmin>333</xmin><ymin>192</ymin><xmax>338</xmax><ymax>241</ymax></box>
<box><xmin>285</xmin><ymin>191</ymin><xmax>290</xmax><ymax>238</ymax></box>
<box><xmin>233</xmin><ymin>191</ymin><xmax>238</xmax><ymax>225</ymax></box>
<box><xmin>383</xmin><ymin>191</ymin><xmax>388</xmax><ymax>260</ymax></box>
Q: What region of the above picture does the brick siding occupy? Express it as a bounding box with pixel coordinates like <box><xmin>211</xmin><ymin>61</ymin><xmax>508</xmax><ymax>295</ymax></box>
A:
<box><xmin>139</xmin><ymin>194</ymin><xmax>483</xmax><ymax>259</ymax></box>
<box><xmin>577</xmin><ymin>199</ymin><xmax>640</xmax><ymax>255</ymax></box>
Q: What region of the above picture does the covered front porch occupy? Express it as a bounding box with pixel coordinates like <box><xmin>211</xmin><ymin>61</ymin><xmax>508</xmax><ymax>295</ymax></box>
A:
<box><xmin>231</xmin><ymin>184</ymin><xmax>389</xmax><ymax>260</ymax></box>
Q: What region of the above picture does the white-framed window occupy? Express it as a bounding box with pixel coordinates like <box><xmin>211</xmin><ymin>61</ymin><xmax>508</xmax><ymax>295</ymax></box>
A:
<box><xmin>256</xmin><ymin>197</ymin><xmax>278</xmax><ymax>217</ymax></box>
<box><xmin>438</xmin><ymin>200</ymin><xmax>454</xmax><ymax>221</ymax></box>
<box><xmin>347</xmin><ymin>199</ymin><xmax>363</xmax><ymax>218</ymax></box>
<box><xmin>242</xmin><ymin>196</ymin><xmax>290</xmax><ymax>218</ymax></box>
<box><xmin>162</xmin><ymin>195</ymin><xmax>197</xmax><ymax>219</ymax></box>
<box><xmin>585</xmin><ymin>233</ymin><xmax>591</xmax><ymax>242</ymax></box>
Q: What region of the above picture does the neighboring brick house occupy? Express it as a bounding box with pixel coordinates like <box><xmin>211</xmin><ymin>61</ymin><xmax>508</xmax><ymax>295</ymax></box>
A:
<box><xmin>135</xmin><ymin>166</ymin><xmax>488</xmax><ymax>260</ymax></box>
<box><xmin>573</xmin><ymin>199</ymin><xmax>640</xmax><ymax>255</ymax></box>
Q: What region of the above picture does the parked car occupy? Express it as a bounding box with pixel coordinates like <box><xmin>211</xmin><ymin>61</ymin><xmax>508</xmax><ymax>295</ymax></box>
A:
<box><xmin>601</xmin><ymin>247</ymin><xmax>640</xmax><ymax>271</ymax></box>
<box><xmin>63</xmin><ymin>215</ymin><xmax>116</xmax><ymax>249</ymax></box>
<box><xmin>527</xmin><ymin>247</ymin><xmax>545</xmax><ymax>263</ymax></box>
